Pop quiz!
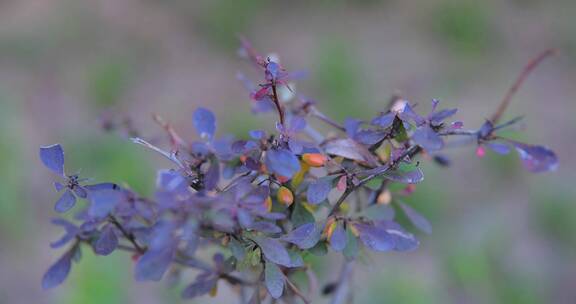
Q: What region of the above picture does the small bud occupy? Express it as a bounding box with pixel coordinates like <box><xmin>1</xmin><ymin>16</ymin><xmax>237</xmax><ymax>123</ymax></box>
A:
<box><xmin>402</xmin><ymin>184</ymin><xmax>416</xmax><ymax>195</ymax></box>
<box><xmin>302</xmin><ymin>153</ymin><xmax>326</xmax><ymax>167</ymax></box>
<box><xmin>277</xmin><ymin>186</ymin><xmax>294</xmax><ymax>206</ymax></box>
<box><xmin>276</xmin><ymin>175</ymin><xmax>289</xmax><ymax>184</ymax></box>
<box><xmin>476</xmin><ymin>146</ymin><xmax>486</xmax><ymax>158</ymax></box>
<box><xmin>221</xmin><ymin>235</ymin><xmax>230</xmax><ymax>246</ymax></box>
<box><xmin>209</xmin><ymin>284</ymin><xmax>218</xmax><ymax>297</ymax></box>
<box><xmin>264</xmin><ymin>196</ymin><xmax>273</xmax><ymax>212</ymax></box>
<box><xmin>377</xmin><ymin>189</ymin><xmax>392</xmax><ymax>205</ymax></box>
<box><xmin>336</xmin><ymin>175</ymin><xmax>347</xmax><ymax>191</ymax></box>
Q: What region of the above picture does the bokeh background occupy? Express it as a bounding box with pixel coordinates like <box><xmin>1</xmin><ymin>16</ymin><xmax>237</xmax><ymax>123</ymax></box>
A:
<box><xmin>1</xmin><ymin>0</ymin><xmax>575</xmax><ymax>303</ymax></box>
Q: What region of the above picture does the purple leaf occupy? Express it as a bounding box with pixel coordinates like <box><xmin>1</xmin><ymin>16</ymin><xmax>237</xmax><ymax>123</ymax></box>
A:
<box><xmin>344</xmin><ymin>118</ymin><xmax>361</xmax><ymax>138</ymax></box>
<box><xmin>398</xmin><ymin>103</ymin><xmax>425</xmax><ymax>126</ymax></box>
<box><xmin>237</xmin><ymin>208</ymin><xmax>254</xmax><ymax>229</ymax></box>
<box><xmin>289</xmin><ymin>116</ymin><xmax>307</xmax><ymax>133</ymax></box>
<box><xmin>72</xmin><ymin>186</ymin><xmax>88</xmax><ymax>199</ymax></box>
<box><xmin>478</xmin><ymin>120</ymin><xmax>494</xmax><ymax>138</ymax></box>
<box><xmin>264</xmin><ymin>261</ymin><xmax>285</xmax><ymax>299</ymax></box>
<box><xmin>355</xmin><ymin>223</ymin><xmax>394</xmax><ymax>252</ymax></box>
<box><xmin>354</xmin><ymin>130</ymin><xmax>387</xmax><ymax>145</ymax></box>
<box><xmin>50</xmin><ymin>219</ymin><xmax>78</xmax><ymax>249</ymax></box>
<box><xmin>156</xmin><ymin>170</ymin><xmax>188</xmax><ymax>195</ymax></box>
<box><xmin>281</xmin><ymin>222</ymin><xmax>321</xmax><ymax>249</ymax></box>
<box><xmin>383</xmin><ymin>168</ymin><xmax>424</xmax><ymax>184</ymax></box>
<box><xmin>93</xmin><ymin>225</ymin><xmax>118</xmax><ymax>256</ymax></box>
<box><xmin>371</xmin><ymin>112</ymin><xmax>395</xmax><ymax>128</ymax></box>
<box><xmin>398</xmin><ymin>202</ymin><xmax>432</xmax><ymax>234</ymax></box>
<box><xmin>54</xmin><ymin>182</ymin><xmax>64</xmax><ymax>192</ymax></box>
<box><xmin>204</xmin><ymin>160</ymin><xmax>220</xmax><ymax>191</ymax></box>
<box><xmin>412</xmin><ymin>125</ymin><xmax>443</xmax><ymax>151</ymax></box>
<box><xmin>88</xmin><ymin>189</ymin><xmax>123</xmax><ymax>218</ymax></box>
<box><xmin>54</xmin><ymin>189</ymin><xmax>76</xmax><ymax>213</ymax></box>
<box><xmin>323</xmin><ymin>138</ymin><xmax>379</xmax><ymax>166</ymax></box>
<box><xmin>253</xmin><ymin>237</ymin><xmax>292</xmax><ymax>267</ymax></box>
<box><xmin>329</xmin><ymin>222</ymin><xmax>347</xmax><ymax>252</ymax></box>
<box><xmin>42</xmin><ymin>251</ymin><xmax>72</xmax><ymax>289</ymax></box>
<box><xmin>265</xmin><ymin>149</ymin><xmax>300</xmax><ymax>178</ymax></box>
<box><xmin>193</xmin><ymin>107</ymin><xmax>216</xmax><ymax>140</ymax></box>
<box><xmin>135</xmin><ymin>247</ymin><xmax>174</xmax><ymax>281</ymax></box>
<box><xmin>486</xmin><ymin>142</ymin><xmax>511</xmax><ymax>155</ymax></box>
<box><xmin>377</xmin><ymin>221</ymin><xmax>419</xmax><ymax>252</ymax></box>
<box><xmin>40</xmin><ymin>144</ymin><xmax>65</xmax><ymax>176</ymax></box>
<box><xmin>265</xmin><ymin>61</ymin><xmax>281</xmax><ymax>81</ymax></box>
<box><xmin>307</xmin><ymin>177</ymin><xmax>332</xmax><ymax>205</ymax></box>
<box><xmin>84</xmin><ymin>183</ymin><xmax>120</xmax><ymax>192</ymax></box>
<box><xmin>181</xmin><ymin>276</ymin><xmax>217</xmax><ymax>299</ymax></box>
<box><xmin>512</xmin><ymin>142</ymin><xmax>558</xmax><ymax>173</ymax></box>
<box><xmin>429</xmin><ymin>108</ymin><xmax>457</xmax><ymax>125</ymax></box>
<box><xmin>251</xmin><ymin>221</ymin><xmax>282</xmax><ymax>234</ymax></box>
<box><xmin>249</xmin><ymin>129</ymin><xmax>266</xmax><ymax>140</ymax></box>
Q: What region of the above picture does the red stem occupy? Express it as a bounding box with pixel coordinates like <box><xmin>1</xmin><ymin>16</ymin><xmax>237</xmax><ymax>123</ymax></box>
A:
<box><xmin>490</xmin><ymin>49</ymin><xmax>557</xmax><ymax>124</ymax></box>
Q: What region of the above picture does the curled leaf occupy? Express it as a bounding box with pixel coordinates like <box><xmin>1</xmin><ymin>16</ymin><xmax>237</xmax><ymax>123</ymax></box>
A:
<box><xmin>512</xmin><ymin>142</ymin><xmax>558</xmax><ymax>173</ymax></box>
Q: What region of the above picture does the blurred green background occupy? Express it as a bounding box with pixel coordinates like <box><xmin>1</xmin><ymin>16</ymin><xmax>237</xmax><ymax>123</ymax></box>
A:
<box><xmin>1</xmin><ymin>0</ymin><xmax>575</xmax><ymax>303</ymax></box>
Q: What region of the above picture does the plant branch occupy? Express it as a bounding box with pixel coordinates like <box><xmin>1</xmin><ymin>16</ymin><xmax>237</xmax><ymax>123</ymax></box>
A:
<box><xmin>490</xmin><ymin>49</ymin><xmax>557</xmax><ymax>124</ymax></box>
<box><xmin>108</xmin><ymin>215</ymin><xmax>146</xmax><ymax>254</ymax></box>
<box><xmin>271</xmin><ymin>83</ymin><xmax>286</xmax><ymax>127</ymax></box>
<box><xmin>283</xmin><ymin>273</ymin><xmax>311</xmax><ymax>304</ymax></box>
<box><xmin>327</xmin><ymin>145</ymin><xmax>421</xmax><ymax>219</ymax></box>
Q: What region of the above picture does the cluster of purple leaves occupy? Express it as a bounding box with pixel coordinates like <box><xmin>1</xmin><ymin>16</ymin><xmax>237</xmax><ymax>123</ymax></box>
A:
<box><xmin>39</xmin><ymin>41</ymin><xmax>557</xmax><ymax>302</ymax></box>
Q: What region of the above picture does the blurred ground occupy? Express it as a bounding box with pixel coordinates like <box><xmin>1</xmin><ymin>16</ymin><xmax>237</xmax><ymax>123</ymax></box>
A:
<box><xmin>1</xmin><ymin>0</ymin><xmax>575</xmax><ymax>303</ymax></box>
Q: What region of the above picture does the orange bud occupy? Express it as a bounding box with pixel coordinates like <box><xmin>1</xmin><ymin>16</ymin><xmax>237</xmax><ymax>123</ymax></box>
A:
<box><xmin>277</xmin><ymin>186</ymin><xmax>294</xmax><ymax>206</ymax></box>
<box><xmin>276</xmin><ymin>175</ymin><xmax>289</xmax><ymax>184</ymax></box>
<box><xmin>302</xmin><ymin>153</ymin><xmax>326</xmax><ymax>167</ymax></box>
<box><xmin>209</xmin><ymin>283</ymin><xmax>218</xmax><ymax>297</ymax></box>
<box><xmin>239</xmin><ymin>155</ymin><xmax>248</xmax><ymax>163</ymax></box>
<box><xmin>377</xmin><ymin>189</ymin><xmax>392</xmax><ymax>205</ymax></box>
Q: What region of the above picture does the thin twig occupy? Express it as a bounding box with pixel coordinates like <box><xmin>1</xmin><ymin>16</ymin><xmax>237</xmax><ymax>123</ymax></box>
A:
<box><xmin>283</xmin><ymin>274</ymin><xmax>311</xmax><ymax>304</ymax></box>
<box><xmin>309</xmin><ymin>106</ymin><xmax>346</xmax><ymax>132</ymax></box>
<box><xmin>108</xmin><ymin>215</ymin><xmax>146</xmax><ymax>253</ymax></box>
<box><xmin>326</xmin><ymin>145</ymin><xmax>421</xmax><ymax>219</ymax></box>
<box><xmin>490</xmin><ymin>49</ymin><xmax>557</xmax><ymax>124</ymax></box>
<box><xmin>271</xmin><ymin>83</ymin><xmax>286</xmax><ymax>127</ymax></box>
